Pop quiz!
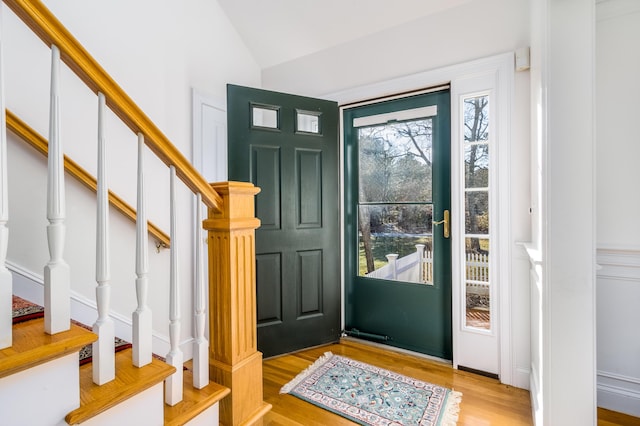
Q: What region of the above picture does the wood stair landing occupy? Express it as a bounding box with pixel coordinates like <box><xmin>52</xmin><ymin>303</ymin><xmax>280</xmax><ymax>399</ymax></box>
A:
<box><xmin>0</xmin><ymin>317</ymin><xmax>97</xmax><ymax>379</ymax></box>
<box><xmin>164</xmin><ymin>362</ymin><xmax>231</xmax><ymax>426</ymax></box>
<box><xmin>66</xmin><ymin>348</ymin><xmax>175</xmax><ymax>424</ymax></box>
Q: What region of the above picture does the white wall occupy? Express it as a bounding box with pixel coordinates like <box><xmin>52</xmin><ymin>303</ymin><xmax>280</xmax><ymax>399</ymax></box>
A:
<box><xmin>595</xmin><ymin>0</ymin><xmax>640</xmax><ymax>417</ymax></box>
<box><xmin>2</xmin><ymin>0</ymin><xmax>260</xmax><ymax>356</ymax></box>
<box><xmin>261</xmin><ymin>0</ymin><xmax>532</xmax><ymax>389</ymax></box>
<box><xmin>596</xmin><ymin>2</ymin><xmax>640</xmax><ymax>249</ymax></box>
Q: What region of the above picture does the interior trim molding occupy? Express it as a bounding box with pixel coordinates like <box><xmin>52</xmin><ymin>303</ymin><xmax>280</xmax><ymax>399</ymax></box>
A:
<box><xmin>597</xmin><ymin>382</ymin><xmax>640</xmax><ymax>418</ymax></box>
<box><xmin>596</xmin><ymin>247</ymin><xmax>640</xmax><ymax>282</ymax></box>
<box><xmin>598</xmin><ymin>370</ymin><xmax>640</xmax><ymax>386</ymax></box>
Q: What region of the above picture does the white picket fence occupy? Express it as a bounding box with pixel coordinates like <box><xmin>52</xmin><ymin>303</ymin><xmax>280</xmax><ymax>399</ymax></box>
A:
<box><xmin>464</xmin><ymin>252</ymin><xmax>490</xmax><ymax>295</ymax></box>
<box><xmin>366</xmin><ymin>245</ymin><xmax>489</xmax><ymax>291</ymax></box>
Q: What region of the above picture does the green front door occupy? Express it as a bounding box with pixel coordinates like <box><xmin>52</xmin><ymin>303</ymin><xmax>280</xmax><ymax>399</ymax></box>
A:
<box><xmin>343</xmin><ymin>89</ymin><xmax>452</xmax><ymax>359</ymax></box>
<box><xmin>227</xmin><ymin>84</ymin><xmax>340</xmax><ymax>358</ymax></box>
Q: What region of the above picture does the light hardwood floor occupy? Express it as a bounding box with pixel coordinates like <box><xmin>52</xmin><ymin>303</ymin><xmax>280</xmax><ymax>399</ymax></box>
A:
<box><xmin>263</xmin><ymin>338</ymin><xmax>640</xmax><ymax>426</ymax></box>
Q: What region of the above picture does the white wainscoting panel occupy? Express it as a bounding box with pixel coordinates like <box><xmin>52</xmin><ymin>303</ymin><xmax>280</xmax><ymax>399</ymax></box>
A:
<box><xmin>596</xmin><ymin>247</ymin><xmax>640</xmax><ymax>417</ymax></box>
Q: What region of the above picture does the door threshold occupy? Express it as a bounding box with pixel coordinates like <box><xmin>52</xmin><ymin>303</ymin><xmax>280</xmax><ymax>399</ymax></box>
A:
<box><xmin>340</xmin><ymin>336</ymin><xmax>452</xmax><ymax>365</ymax></box>
<box><xmin>458</xmin><ymin>364</ymin><xmax>499</xmax><ymax>380</ymax></box>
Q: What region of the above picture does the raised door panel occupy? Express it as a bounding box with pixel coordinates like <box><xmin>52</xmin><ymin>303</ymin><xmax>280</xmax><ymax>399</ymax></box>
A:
<box><xmin>251</xmin><ymin>145</ymin><xmax>281</xmax><ymax>230</ymax></box>
<box><xmin>296</xmin><ymin>149</ymin><xmax>322</xmax><ymax>229</ymax></box>
<box><xmin>256</xmin><ymin>253</ymin><xmax>282</xmax><ymax>325</ymax></box>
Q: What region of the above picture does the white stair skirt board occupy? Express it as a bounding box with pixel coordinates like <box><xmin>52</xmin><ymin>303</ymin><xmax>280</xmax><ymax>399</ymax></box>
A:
<box><xmin>184</xmin><ymin>403</ymin><xmax>220</xmax><ymax>426</ymax></box>
<box><xmin>79</xmin><ymin>382</ymin><xmax>164</xmax><ymax>426</ymax></box>
<box><xmin>0</xmin><ymin>353</ymin><xmax>79</xmax><ymax>426</ymax></box>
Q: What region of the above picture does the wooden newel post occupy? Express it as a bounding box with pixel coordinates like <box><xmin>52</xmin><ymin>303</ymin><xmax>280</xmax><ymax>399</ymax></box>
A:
<box><xmin>204</xmin><ymin>181</ymin><xmax>271</xmax><ymax>426</ymax></box>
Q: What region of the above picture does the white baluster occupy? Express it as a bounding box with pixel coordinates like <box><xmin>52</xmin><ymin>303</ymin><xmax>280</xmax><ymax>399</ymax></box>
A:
<box><xmin>93</xmin><ymin>92</ymin><xmax>115</xmax><ymax>385</ymax></box>
<box><xmin>165</xmin><ymin>166</ymin><xmax>183</xmax><ymax>405</ymax></box>
<box><xmin>0</xmin><ymin>5</ymin><xmax>12</xmax><ymax>349</ymax></box>
<box><xmin>133</xmin><ymin>133</ymin><xmax>152</xmax><ymax>367</ymax></box>
<box><xmin>193</xmin><ymin>193</ymin><xmax>208</xmax><ymax>388</ymax></box>
<box><xmin>44</xmin><ymin>45</ymin><xmax>70</xmax><ymax>334</ymax></box>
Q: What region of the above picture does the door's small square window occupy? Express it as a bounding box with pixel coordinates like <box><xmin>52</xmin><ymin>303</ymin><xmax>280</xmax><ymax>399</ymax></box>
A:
<box><xmin>296</xmin><ymin>110</ymin><xmax>321</xmax><ymax>134</ymax></box>
<box><xmin>252</xmin><ymin>104</ymin><xmax>280</xmax><ymax>130</ymax></box>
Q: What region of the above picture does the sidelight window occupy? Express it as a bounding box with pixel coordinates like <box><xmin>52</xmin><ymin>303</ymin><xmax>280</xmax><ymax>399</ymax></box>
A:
<box><xmin>463</xmin><ymin>94</ymin><xmax>491</xmax><ymax>330</ymax></box>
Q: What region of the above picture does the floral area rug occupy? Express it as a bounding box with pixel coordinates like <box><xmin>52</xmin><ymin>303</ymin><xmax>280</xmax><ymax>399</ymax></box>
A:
<box><xmin>280</xmin><ymin>352</ymin><xmax>461</xmax><ymax>426</ymax></box>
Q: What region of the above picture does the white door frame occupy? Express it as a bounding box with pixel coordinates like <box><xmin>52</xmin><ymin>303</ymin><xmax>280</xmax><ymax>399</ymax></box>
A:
<box><xmin>190</xmin><ymin>88</ymin><xmax>228</xmax><ymax>347</ymax></box>
<box><xmin>327</xmin><ymin>52</ymin><xmax>516</xmax><ymax>386</ymax></box>
<box><xmin>191</xmin><ymin>88</ymin><xmax>227</xmax><ymax>183</ymax></box>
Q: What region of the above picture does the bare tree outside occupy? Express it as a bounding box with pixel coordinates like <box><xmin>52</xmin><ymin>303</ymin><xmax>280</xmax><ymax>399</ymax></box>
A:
<box><xmin>464</xmin><ymin>97</ymin><xmax>489</xmax><ymax>254</ymax></box>
<box><xmin>357</xmin><ymin>119</ymin><xmax>434</xmax><ymax>277</ymax></box>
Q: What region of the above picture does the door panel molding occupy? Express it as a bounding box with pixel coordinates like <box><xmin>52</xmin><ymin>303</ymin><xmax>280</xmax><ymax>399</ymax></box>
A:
<box><xmin>296</xmin><ymin>249</ymin><xmax>323</xmax><ymax>318</ymax></box>
<box><xmin>296</xmin><ymin>149</ymin><xmax>323</xmax><ymax>228</ymax></box>
<box><xmin>256</xmin><ymin>252</ymin><xmax>283</xmax><ymax>325</ymax></box>
<box><xmin>251</xmin><ymin>145</ymin><xmax>282</xmax><ymax>230</ymax></box>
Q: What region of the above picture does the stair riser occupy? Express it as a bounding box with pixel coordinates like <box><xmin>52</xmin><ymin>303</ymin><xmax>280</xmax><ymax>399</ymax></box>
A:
<box><xmin>76</xmin><ymin>382</ymin><xmax>164</xmax><ymax>426</ymax></box>
<box><xmin>0</xmin><ymin>353</ymin><xmax>79</xmax><ymax>426</ymax></box>
<box><xmin>183</xmin><ymin>404</ymin><xmax>220</xmax><ymax>426</ymax></box>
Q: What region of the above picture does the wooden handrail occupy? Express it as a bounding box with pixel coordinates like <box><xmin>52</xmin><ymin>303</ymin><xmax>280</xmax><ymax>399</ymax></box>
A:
<box><xmin>3</xmin><ymin>0</ymin><xmax>223</xmax><ymax>212</ymax></box>
<box><xmin>6</xmin><ymin>109</ymin><xmax>171</xmax><ymax>248</ymax></box>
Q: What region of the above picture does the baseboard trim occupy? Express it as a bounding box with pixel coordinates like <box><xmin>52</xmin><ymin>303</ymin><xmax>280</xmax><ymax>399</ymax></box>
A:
<box><xmin>8</xmin><ymin>260</ymin><xmax>193</xmax><ymax>360</ymax></box>
<box><xmin>597</xmin><ymin>382</ymin><xmax>640</xmax><ymax>418</ymax></box>
<box><xmin>513</xmin><ymin>366</ymin><xmax>531</xmax><ymax>390</ymax></box>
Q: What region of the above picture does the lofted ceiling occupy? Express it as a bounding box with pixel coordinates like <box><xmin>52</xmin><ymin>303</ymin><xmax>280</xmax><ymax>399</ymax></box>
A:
<box><xmin>216</xmin><ymin>0</ymin><xmax>473</xmax><ymax>69</ymax></box>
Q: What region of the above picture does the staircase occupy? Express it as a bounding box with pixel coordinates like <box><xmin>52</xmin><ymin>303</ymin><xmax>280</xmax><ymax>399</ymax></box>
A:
<box><xmin>0</xmin><ymin>0</ymin><xmax>270</xmax><ymax>424</ymax></box>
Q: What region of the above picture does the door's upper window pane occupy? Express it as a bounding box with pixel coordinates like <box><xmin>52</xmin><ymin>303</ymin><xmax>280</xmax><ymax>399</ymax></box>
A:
<box><xmin>464</xmin><ymin>96</ymin><xmax>489</xmax><ymax>142</ymax></box>
<box><xmin>358</xmin><ymin>119</ymin><xmax>433</xmax><ymax>203</ymax></box>
<box><xmin>296</xmin><ymin>110</ymin><xmax>321</xmax><ymax>134</ymax></box>
<box><xmin>252</xmin><ymin>104</ymin><xmax>279</xmax><ymax>129</ymax></box>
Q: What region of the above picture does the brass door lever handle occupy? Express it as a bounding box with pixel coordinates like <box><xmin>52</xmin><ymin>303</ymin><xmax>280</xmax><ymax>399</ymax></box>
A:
<box><xmin>433</xmin><ymin>209</ymin><xmax>450</xmax><ymax>239</ymax></box>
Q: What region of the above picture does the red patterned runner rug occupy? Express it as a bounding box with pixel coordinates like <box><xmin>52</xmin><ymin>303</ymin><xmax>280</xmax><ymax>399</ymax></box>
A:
<box><xmin>12</xmin><ymin>295</ymin><xmax>45</xmax><ymax>324</ymax></box>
